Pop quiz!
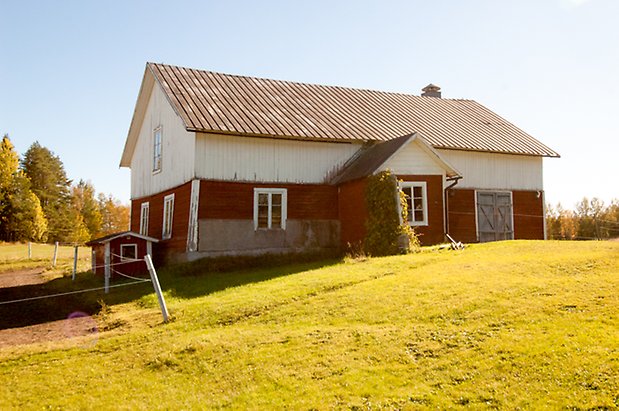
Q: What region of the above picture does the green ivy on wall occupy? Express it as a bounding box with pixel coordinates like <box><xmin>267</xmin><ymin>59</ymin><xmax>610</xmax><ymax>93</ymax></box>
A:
<box><xmin>364</xmin><ymin>170</ymin><xmax>419</xmax><ymax>256</ymax></box>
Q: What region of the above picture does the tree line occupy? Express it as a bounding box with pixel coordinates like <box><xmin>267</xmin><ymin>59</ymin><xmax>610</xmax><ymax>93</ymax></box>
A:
<box><xmin>546</xmin><ymin>198</ymin><xmax>619</xmax><ymax>240</ymax></box>
<box><xmin>0</xmin><ymin>134</ymin><xmax>129</xmax><ymax>244</ymax></box>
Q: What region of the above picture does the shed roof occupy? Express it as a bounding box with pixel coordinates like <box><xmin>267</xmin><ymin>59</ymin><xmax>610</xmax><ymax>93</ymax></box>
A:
<box><xmin>122</xmin><ymin>63</ymin><xmax>559</xmax><ymax>167</ymax></box>
<box><xmin>86</xmin><ymin>231</ymin><xmax>160</xmax><ymax>246</ymax></box>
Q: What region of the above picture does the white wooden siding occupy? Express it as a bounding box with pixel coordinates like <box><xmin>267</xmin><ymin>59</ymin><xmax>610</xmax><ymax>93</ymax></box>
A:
<box><xmin>380</xmin><ymin>139</ymin><xmax>447</xmax><ymax>176</ymax></box>
<box><xmin>130</xmin><ymin>83</ymin><xmax>196</xmax><ymax>199</ymax></box>
<box><xmin>195</xmin><ymin>133</ymin><xmax>361</xmax><ymax>184</ymax></box>
<box><xmin>438</xmin><ymin>149</ymin><xmax>543</xmax><ymax>190</ymax></box>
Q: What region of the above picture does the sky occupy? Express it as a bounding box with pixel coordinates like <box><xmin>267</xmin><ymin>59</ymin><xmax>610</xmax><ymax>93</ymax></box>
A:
<box><xmin>1</xmin><ymin>0</ymin><xmax>617</xmax><ymax>208</ymax></box>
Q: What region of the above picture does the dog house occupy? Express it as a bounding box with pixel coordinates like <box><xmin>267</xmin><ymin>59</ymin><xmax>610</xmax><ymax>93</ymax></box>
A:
<box><xmin>86</xmin><ymin>231</ymin><xmax>159</xmax><ymax>277</ymax></box>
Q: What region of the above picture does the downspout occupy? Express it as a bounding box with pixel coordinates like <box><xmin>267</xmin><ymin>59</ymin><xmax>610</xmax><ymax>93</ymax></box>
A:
<box><xmin>444</xmin><ymin>176</ymin><xmax>462</xmax><ymax>241</ymax></box>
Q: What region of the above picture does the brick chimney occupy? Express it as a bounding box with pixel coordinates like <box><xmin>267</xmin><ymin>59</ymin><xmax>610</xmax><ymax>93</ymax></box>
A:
<box><xmin>421</xmin><ymin>84</ymin><xmax>441</xmax><ymax>98</ymax></box>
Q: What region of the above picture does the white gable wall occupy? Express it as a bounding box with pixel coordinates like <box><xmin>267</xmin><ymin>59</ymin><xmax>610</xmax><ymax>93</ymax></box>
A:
<box><xmin>195</xmin><ymin>133</ymin><xmax>361</xmax><ymax>184</ymax></box>
<box><xmin>438</xmin><ymin>149</ymin><xmax>543</xmax><ymax>190</ymax></box>
<box><xmin>380</xmin><ymin>139</ymin><xmax>448</xmax><ymax>176</ymax></box>
<box><xmin>130</xmin><ymin>83</ymin><xmax>196</xmax><ymax>199</ymax></box>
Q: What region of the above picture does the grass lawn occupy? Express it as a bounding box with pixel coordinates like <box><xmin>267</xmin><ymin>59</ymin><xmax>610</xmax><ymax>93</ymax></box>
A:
<box><xmin>0</xmin><ymin>240</ymin><xmax>617</xmax><ymax>409</ymax></box>
<box><xmin>0</xmin><ymin>242</ymin><xmax>91</xmax><ymax>274</ymax></box>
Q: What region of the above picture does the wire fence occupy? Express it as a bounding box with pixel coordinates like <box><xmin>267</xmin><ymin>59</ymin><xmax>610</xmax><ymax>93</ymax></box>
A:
<box><xmin>0</xmin><ymin>257</ymin><xmax>152</xmax><ymax>306</ymax></box>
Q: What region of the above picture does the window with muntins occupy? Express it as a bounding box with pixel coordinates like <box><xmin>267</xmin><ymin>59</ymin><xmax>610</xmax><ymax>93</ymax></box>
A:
<box><xmin>253</xmin><ymin>188</ymin><xmax>287</xmax><ymax>230</ymax></box>
<box><xmin>400</xmin><ymin>182</ymin><xmax>428</xmax><ymax>226</ymax></box>
<box><xmin>139</xmin><ymin>202</ymin><xmax>149</xmax><ymax>236</ymax></box>
<box><xmin>153</xmin><ymin>126</ymin><xmax>162</xmax><ymax>173</ymax></box>
<box><xmin>162</xmin><ymin>194</ymin><xmax>174</xmax><ymax>239</ymax></box>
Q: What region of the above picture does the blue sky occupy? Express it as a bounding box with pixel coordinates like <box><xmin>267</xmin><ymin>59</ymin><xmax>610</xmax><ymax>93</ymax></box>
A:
<box><xmin>1</xmin><ymin>0</ymin><xmax>617</xmax><ymax>207</ymax></box>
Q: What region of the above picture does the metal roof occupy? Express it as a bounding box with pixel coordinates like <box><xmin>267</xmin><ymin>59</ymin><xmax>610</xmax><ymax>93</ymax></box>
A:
<box><xmin>331</xmin><ymin>133</ymin><xmax>461</xmax><ymax>185</ymax></box>
<box><xmin>146</xmin><ymin>62</ymin><xmax>559</xmax><ymax>158</ymax></box>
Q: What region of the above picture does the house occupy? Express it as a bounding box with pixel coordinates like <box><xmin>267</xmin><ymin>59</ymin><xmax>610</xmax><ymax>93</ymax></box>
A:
<box><xmin>120</xmin><ymin>63</ymin><xmax>559</xmax><ymax>261</ymax></box>
<box><xmin>86</xmin><ymin>231</ymin><xmax>159</xmax><ymax>277</ymax></box>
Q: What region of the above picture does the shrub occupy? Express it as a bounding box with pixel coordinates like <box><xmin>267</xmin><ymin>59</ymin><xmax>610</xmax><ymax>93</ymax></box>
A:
<box><xmin>364</xmin><ymin>170</ymin><xmax>419</xmax><ymax>256</ymax></box>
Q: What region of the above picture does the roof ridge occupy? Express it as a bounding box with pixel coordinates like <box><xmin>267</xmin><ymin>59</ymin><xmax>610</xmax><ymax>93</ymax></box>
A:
<box><xmin>147</xmin><ymin>62</ymin><xmax>474</xmax><ymax>103</ymax></box>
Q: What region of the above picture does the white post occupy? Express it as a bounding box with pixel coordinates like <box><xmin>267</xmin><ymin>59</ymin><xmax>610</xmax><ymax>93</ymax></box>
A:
<box><xmin>104</xmin><ymin>243</ymin><xmax>111</xmax><ymax>293</ymax></box>
<box><xmin>52</xmin><ymin>241</ymin><xmax>59</xmax><ymax>267</ymax></box>
<box><xmin>28</xmin><ymin>242</ymin><xmax>32</xmax><ymax>259</ymax></box>
<box><xmin>144</xmin><ymin>254</ymin><xmax>169</xmax><ymax>323</ymax></box>
<box><xmin>72</xmin><ymin>245</ymin><xmax>79</xmax><ymax>281</ymax></box>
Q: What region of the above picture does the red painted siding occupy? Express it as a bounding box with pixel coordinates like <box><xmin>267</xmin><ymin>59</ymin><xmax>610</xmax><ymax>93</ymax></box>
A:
<box><xmin>338</xmin><ymin>175</ymin><xmax>445</xmax><ymax>248</ymax></box>
<box><xmin>397</xmin><ymin>175</ymin><xmax>445</xmax><ymax>245</ymax></box>
<box><xmin>131</xmin><ymin>181</ymin><xmax>192</xmax><ymax>259</ymax></box>
<box><xmin>513</xmin><ymin>190</ymin><xmax>545</xmax><ymax>239</ymax></box>
<box><xmin>92</xmin><ymin>235</ymin><xmax>152</xmax><ymax>277</ymax></box>
<box><xmin>338</xmin><ymin>178</ymin><xmax>368</xmax><ymax>248</ymax></box>
<box><xmin>199</xmin><ymin>180</ymin><xmax>338</xmax><ymax>220</ymax></box>
<box><xmin>446</xmin><ymin>188</ymin><xmax>546</xmax><ymax>243</ymax></box>
<box><xmin>446</xmin><ymin>188</ymin><xmax>478</xmax><ymax>243</ymax></box>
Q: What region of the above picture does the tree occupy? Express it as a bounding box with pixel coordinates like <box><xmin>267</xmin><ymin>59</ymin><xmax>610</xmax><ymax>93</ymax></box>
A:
<box><xmin>72</xmin><ymin>180</ymin><xmax>102</xmax><ymax>240</ymax></box>
<box><xmin>98</xmin><ymin>194</ymin><xmax>130</xmax><ymax>236</ymax></box>
<box><xmin>0</xmin><ymin>135</ymin><xmax>48</xmax><ymax>242</ymax></box>
<box><xmin>0</xmin><ymin>135</ymin><xmax>19</xmax><ymax>221</ymax></box>
<box><xmin>6</xmin><ymin>172</ymin><xmax>48</xmax><ymax>242</ymax></box>
<box><xmin>21</xmin><ymin>142</ymin><xmax>73</xmax><ymax>242</ymax></box>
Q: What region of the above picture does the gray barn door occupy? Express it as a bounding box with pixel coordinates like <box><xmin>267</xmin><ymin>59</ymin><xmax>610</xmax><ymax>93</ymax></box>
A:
<box><xmin>477</xmin><ymin>192</ymin><xmax>513</xmax><ymax>242</ymax></box>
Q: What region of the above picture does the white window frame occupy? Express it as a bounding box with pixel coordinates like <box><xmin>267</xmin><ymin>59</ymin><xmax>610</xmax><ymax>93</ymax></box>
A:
<box><xmin>153</xmin><ymin>126</ymin><xmax>162</xmax><ymax>173</ymax></box>
<box><xmin>253</xmin><ymin>188</ymin><xmax>287</xmax><ymax>230</ymax></box>
<box><xmin>400</xmin><ymin>181</ymin><xmax>429</xmax><ymax>226</ymax></box>
<box><xmin>139</xmin><ymin>202</ymin><xmax>149</xmax><ymax>236</ymax></box>
<box><xmin>120</xmin><ymin>244</ymin><xmax>138</xmax><ymax>262</ymax></box>
<box><xmin>162</xmin><ymin>193</ymin><xmax>174</xmax><ymax>240</ymax></box>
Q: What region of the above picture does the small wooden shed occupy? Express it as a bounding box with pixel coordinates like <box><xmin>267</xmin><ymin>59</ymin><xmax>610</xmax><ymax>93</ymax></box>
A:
<box><xmin>86</xmin><ymin>231</ymin><xmax>159</xmax><ymax>278</ymax></box>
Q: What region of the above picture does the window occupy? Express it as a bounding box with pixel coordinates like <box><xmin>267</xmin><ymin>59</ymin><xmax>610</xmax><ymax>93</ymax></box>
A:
<box><xmin>253</xmin><ymin>188</ymin><xmax>287</xmax><ymax>230</ymax></box>
<box><xmin>120</xmin><ymin>244</ymin><xmax>137</xmax><ymax>261</ymax></box>
<box><xmin>162</xmin><ymin>194</ymin><xmax>174</xmax><ymax>239</ymax></box>
<box><xmin>400</xmin><ymin>182</ymin><xmax>428</xmax><ymax>226</ymax></box>
<box><xmin>139</xmin><ymin>202</ymin><xmax>149</xmax><ymax>236</ymax></box>
<box><xmin>153</xmin><ymin>126</ymin><xmax>162</xmax><ymax>173</ymax></box>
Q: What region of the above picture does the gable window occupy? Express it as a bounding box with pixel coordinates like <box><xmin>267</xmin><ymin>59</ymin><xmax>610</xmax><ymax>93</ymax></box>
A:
<box><xmin>253</xmin><ymin>188</ymin><xmax>287</xmax><ymax>230</ymax></box>
<box><xmin>139</xmin><ymin>202</ymin><xmax>149</xmax><ymax>236</ymax></box>
<box><xmin>153</xmin><ymin>126</ymin><xmax>162</xmax><ymax>173</ymax></box>
<box><xmin>162</xmin><ymin>194</ymin><xmax>174</xmax><ymax>239</ymax></box>
<box><xmin>400</xmin><ymin>182</ymin><xmax>428</xmax><ymax>226</ymax></box>
<box><xmin>120</xmin><ymin>244</ymin><xmax>137</xmax><ymax>261</ymax></box>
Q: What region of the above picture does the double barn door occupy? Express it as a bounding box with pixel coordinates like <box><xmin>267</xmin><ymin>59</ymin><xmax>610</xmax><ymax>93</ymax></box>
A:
<box><xmin>477</xmin><ymin>191</ymin><xmax>513</xmax><ymax>242</ymax></box>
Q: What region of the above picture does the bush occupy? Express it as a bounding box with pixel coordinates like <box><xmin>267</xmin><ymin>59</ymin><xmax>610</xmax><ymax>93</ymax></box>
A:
<box><xmin>364</xmin><ymin>170</ymin><xmax>419</xmax><ymax>256</ymax></box>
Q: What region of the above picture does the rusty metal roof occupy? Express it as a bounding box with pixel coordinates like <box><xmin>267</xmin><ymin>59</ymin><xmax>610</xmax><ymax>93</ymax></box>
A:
<box><xmin>148</xmin><ymin>62</ymin><xmax>559</xmax><ymax>157</ymax></box>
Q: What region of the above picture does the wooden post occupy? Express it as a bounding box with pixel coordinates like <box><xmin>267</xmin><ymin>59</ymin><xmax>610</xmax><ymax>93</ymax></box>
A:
<box><xmin>104</xmin><ymin>243</ymin><xmax>110</xmax><ymax>294</ymax></box>
<box><xmin>28</xmin><ymin>242</ymin><xmax>32</xmax><ymax>259</ymax></box>
<box><xmin>52</xmin><ymin>241</ymin><xmax>59</xmax><ymax>267</ymax></box>
<box><xmin>72</xmin><ymin>245</ymin><xmax>79</xmax><ymax>281</ymax></box>
<box><xmin>144</xmin><ymin>254</ymin><xmax>169</xmax><ymax>323</ymax></box>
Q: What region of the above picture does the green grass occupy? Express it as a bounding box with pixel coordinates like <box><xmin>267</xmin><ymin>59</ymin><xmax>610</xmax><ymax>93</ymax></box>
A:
<box><xmin>0</xmin><ymin>240</ymin><xmax>618</xmax><ymax>409</ymax></box>
<box><xmin>0</xmin><ymin>242</ymin><xmax>90</xmax><ymax>274</ymax></box>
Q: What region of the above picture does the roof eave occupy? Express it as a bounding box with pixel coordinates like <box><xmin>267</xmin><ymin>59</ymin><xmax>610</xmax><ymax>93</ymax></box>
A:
<box><xmin>119</xmin><ymin>65</ymin><xmax>157</xmax><ymax>168</ymax></box>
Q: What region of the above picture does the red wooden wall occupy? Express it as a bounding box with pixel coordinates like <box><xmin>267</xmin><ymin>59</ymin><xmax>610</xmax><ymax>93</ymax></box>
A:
<box><xmin>198</xmin><ymin>180</ymin><xmax>338</xmax><ymax>220</ymax></box>
<box><xmin>131</xmin><ymin>181</ymin><xmax>192</xmax><ymax>258</ymax></box>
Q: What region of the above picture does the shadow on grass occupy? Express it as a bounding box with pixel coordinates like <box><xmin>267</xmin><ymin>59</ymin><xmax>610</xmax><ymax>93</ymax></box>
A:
<box><xmin>0</xmin><ymin>252</ymin><xmax>342</xmax><ymax>330</ymax></box>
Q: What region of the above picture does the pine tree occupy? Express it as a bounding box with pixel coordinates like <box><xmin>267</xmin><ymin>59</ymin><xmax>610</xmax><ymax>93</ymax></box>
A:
<box><xmin>0</xmin><ymin>135</ymin><xmax>48</xmax><ymax>241</ymax></box>
<box><xmin>7</xmin><ymin>172</ymin><xmax>48</xmax><ymax>242</ymax></box>
<box><xmin>21</xmin><ymin>142</ymin><xmax>73</xmax><ymax>242</ymax></box>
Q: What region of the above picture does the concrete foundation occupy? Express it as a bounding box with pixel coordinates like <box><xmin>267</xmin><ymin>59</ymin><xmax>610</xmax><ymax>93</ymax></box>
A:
<box><xmin>194</xmin><ymin>219</ymin><xmax>340</xmax><ymax>258</ymax></box>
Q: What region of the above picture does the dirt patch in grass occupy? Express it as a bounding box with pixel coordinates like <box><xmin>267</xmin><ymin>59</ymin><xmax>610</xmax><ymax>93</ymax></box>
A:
<box><xmin>0</xmin><ymin>267</ymin><xmax>47</xmax><ymax>288</ymax></box>
<box><xmin>0</xmin><ymin>315</ymin><xmax>100</xmax><ymax>349</ymax></box>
